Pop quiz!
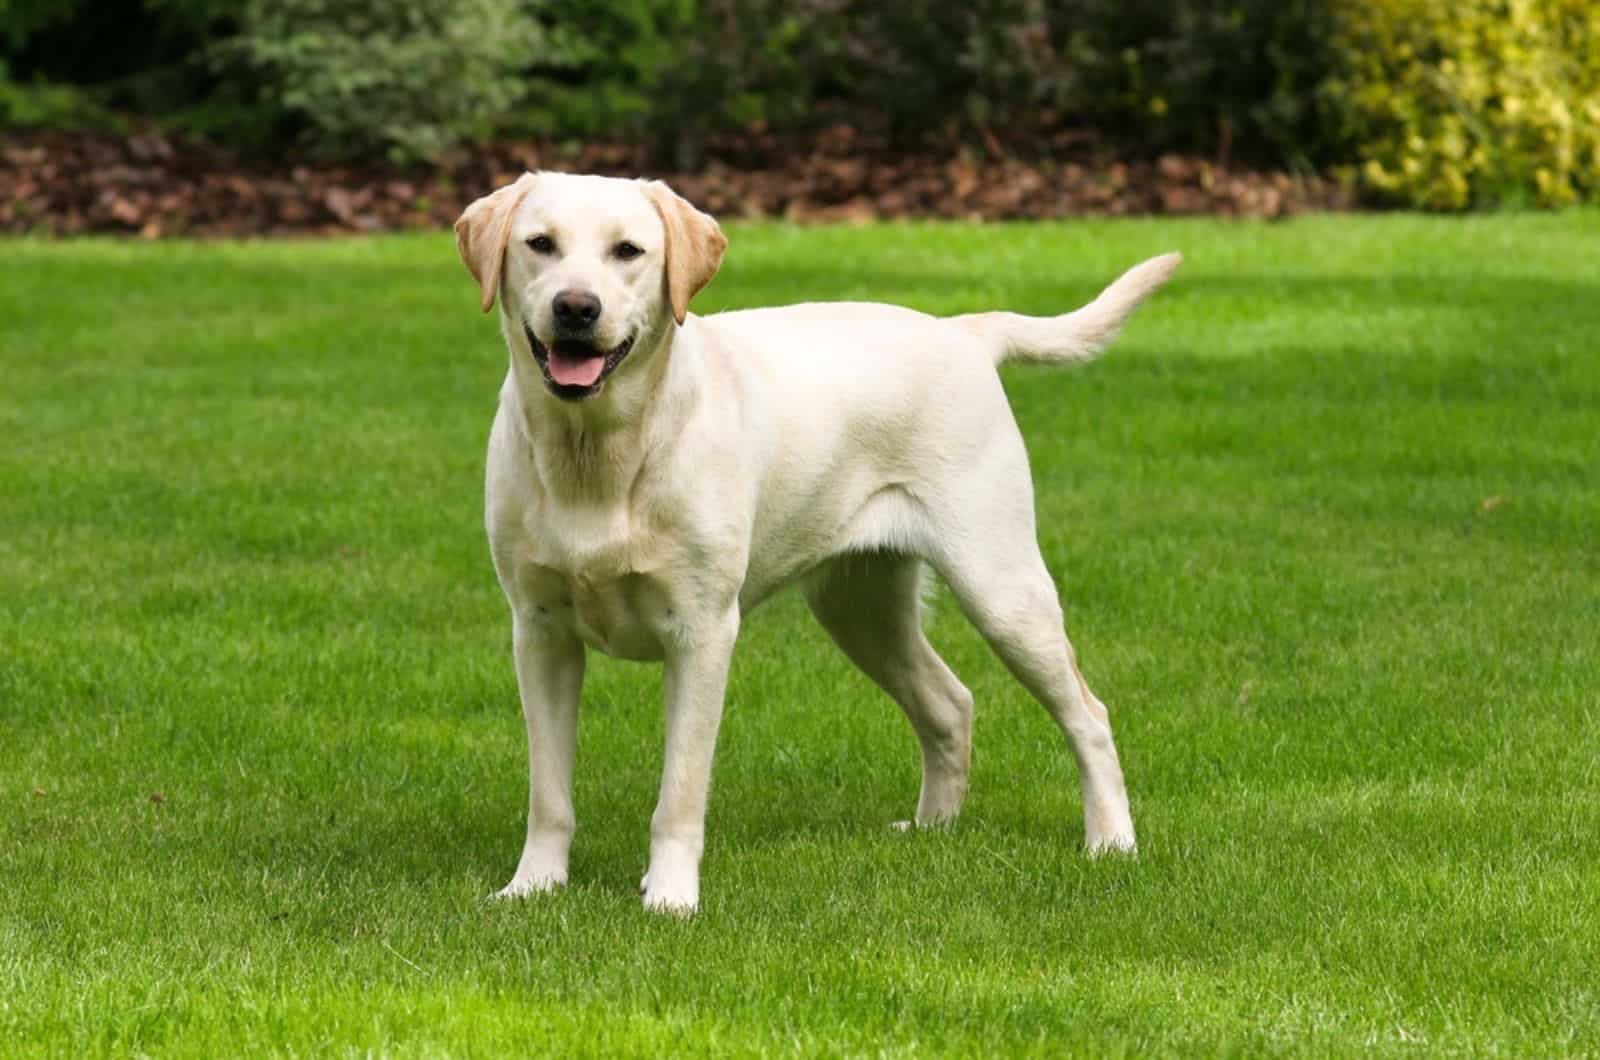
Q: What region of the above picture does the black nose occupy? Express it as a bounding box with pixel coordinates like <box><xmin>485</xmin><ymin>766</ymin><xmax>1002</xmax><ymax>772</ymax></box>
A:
<box><xmin>552</xmin><ymin>289</ymin><xmax>602</xmax><ymax>329</ymax></box>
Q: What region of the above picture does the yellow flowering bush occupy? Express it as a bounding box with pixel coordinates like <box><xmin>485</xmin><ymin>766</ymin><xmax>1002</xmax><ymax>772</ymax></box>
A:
<box><xmin>1327</xmin><ymin>0</ymin><xmax>1600</xmax><ymax>208</ymax></box>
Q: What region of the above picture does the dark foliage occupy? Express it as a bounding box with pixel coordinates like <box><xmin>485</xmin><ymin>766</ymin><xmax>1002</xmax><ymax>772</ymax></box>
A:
<box><xmin>1</xmin><ymin>0</ymin><xmax>1349</xmax><ymax>168</ymax></box>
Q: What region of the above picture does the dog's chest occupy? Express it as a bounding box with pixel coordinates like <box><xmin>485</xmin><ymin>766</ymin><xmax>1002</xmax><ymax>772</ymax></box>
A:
<box><xmin>511</xmin><ymin>504</ymin><xmax>674</xmax><ymax>661</ymax></box>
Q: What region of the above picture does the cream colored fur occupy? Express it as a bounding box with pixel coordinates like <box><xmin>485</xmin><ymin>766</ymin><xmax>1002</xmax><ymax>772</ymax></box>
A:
<box><xmin>456</xmin><ymin>171</ymin><xmax>1180</xmax><ymax>915</ymax></box>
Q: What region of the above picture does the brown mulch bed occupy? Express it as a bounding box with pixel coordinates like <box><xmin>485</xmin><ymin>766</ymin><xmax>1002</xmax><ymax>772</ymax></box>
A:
<box><xmin>1</xmin><ymin>125</ymin><xmax>1351</xmax><ymax>237</ymax></box>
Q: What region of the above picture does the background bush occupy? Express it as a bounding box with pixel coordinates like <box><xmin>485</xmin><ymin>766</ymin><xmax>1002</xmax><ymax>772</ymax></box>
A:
<box><xmin>0</xmin><ymin>0</ymin><xmax>227</xmax><ymax>132</ymax></box>
<box><xmin>228</xmin><ymin>0</ymin><xmax>567</xmax><ymax>162</ymax></box>
<box><xmin>3</xmin><ymin>0</ymin><xmax>1597</xmax><ymax>208</ymax></box>
<box><xmin>1328</xmin><ymin>0</ymin><xmax>1600</xmax><ymax>208</ymax></box>
<box><xmin>513</xmin><ymin>0</ymin><xmax>815</xmax><ymax>169</ymax></box>
<box><xmin>510</xmin><ymin>0</ymin><xmax>1343</xmax><ymax>170</ymax></box>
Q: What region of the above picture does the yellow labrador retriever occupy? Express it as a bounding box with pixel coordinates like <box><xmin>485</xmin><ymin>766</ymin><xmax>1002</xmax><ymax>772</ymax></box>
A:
<box><xmin>455</xmin><ymin>172</ymin><xmax>1179</xmax><ymax>914</ymax></box>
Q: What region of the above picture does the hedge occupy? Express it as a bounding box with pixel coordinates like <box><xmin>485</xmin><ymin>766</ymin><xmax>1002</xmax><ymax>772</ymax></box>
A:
<box><xmin>1329</xmin><ymin>0</ymin><xmax>1600</xmax><ymax>208</ymax></box>
<box><xmin>3</xmin><ymin>0</ymin><xmax>1597</xmax><ymax>209</ymax></box>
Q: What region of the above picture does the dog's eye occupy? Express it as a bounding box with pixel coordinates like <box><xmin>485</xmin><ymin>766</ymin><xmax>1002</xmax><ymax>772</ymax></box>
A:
<box><xmin>527</xmin><ymin>234</ymin><xmax>556</xmax><ymax>254</ymax></box>
<box><xmin>613</xmin><ymin>241</ymin><xmax>644</xmax><ymax>261</ymax></box>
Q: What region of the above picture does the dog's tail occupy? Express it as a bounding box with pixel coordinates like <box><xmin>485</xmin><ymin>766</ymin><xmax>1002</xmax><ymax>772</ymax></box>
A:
<box><xmin>952</xmin><ymin>252</ymin><xmax>1182</xmax><ymax>367</ymax></box>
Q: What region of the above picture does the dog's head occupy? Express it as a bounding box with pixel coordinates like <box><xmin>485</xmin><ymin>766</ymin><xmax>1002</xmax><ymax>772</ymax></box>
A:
<box><xmin>455</xmin><ymin>172</ymin><xmax>726</xmax><ymax>403</ymax></box>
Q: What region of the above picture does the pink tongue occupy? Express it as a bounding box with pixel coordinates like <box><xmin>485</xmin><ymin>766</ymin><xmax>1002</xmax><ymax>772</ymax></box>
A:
<box><xmin>549</xmin><ymin>349</ymin><xmax>606</xmax><ymax>387</ymax></box>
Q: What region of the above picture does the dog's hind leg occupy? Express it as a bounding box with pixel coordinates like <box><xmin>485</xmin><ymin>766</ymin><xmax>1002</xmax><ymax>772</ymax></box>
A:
<box><xmin>804</xmin><ymin>553</ymin><xmax>973</xmax><ymax>826</ymax></box>
<box><xmin>929</xmin><ymin>499</ymin><xmax>1136</xmax><ymax>853</ymax></box>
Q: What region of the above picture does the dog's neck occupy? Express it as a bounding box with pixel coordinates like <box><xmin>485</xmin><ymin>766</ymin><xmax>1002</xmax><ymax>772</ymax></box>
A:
<box><xmin>501</xmin><ymin>317</ymin><xmax>700</xmax><ymax>504</ymax></box>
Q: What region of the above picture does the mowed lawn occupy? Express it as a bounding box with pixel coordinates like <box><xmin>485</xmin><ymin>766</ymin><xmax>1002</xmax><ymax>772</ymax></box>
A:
<box><xmin>2</xmin><ymin>212</ymin><xmax>1597</xmax><ymax>1056</ymax></box>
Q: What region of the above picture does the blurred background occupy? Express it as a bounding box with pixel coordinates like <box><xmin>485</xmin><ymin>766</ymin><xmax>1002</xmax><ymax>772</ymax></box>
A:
<box><xmin>2</xmin><ymin>0</ymin><xmax>1597</xmax><ymax>234</ymax></box>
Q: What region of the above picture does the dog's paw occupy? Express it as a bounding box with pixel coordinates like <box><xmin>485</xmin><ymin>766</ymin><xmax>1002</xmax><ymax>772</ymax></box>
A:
<box><xmin>1085</xmin><ymin>830</ymin><xmax>1138</xmax><ymax>858</ymax></box>
<box><xmin>1085</xmin><ymin>802</ymin><xmax>1137</xmax><ymax>857</ymax></box>
<box><xmin>639</xmin><ymin>865</ymin><xmax>699</xmax><ymax>917</ymax></box>
<box><xmin>490</xmin><ymin>871</ymin><xmax>566</xmax><ymax>901</ymax></box>
<box><xmin>642</xmin><ymin>891</ymin><xmax>697</xmax><ymax>917</ymax></box>
<box><xmin>890</xmin><ymin>814</ymin><xmax>957</xmax><ymax>832</ymax></box>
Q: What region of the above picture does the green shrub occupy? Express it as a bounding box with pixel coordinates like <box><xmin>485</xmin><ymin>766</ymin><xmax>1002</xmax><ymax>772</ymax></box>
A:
<box><xmin>1328</xmin><ymin>0</ymin><xmax>1600</xmax><ymax>208</ymax></box>
<box><xmin>0</xmin><ymin>0</ymin><xmax>1351</xmax><ymax>170</ymax></box>
<box><xmin>0</xmin><ymin>0</ymin><xmax>225</xmax><ymax>132</ymax></box>
<box><xmin>520</xmin><ymin>0</ymin><xmax>1343</xmax><ymax>167</ymax></box>
<box><xmin>517</xmin><ymin>0</ymin><xmax>805</xmax><ymax>167</ymax></box>
<box><xmin>0</xmin><ymin>62</ymin><xmax>108</xmax><ymax>128</ymax></box>
<box><xmin>798</xmin><ymin>1</ymin><xmax>1047</xmax><ymax>146</ymax></box>
<box><xmin>1031</xmin><ymin>0</ymin><xmax>1345</xmax><ymax>165</ymax></box>
<box><xmin>229</xmin><ymin>0</ymin><xmax>569</xmax><ymax>163</ymax></box>
<box><xmin>0</xmin><ymin>0</ymin><xmax>79</xmax><ymax>50</ymax></box>
<box><xmin>7</xmin><ymin>0</ymin><xmax>1599</xmax><ymax>213</ymax></box>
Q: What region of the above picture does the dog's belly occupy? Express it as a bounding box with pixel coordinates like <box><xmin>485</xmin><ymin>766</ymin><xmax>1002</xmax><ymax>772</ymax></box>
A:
<box><xmin>519</xmin><ymin>564</ymin><xmax>671</xmax><ymax>661</ymax></box>
<box><xmin>739</xmin><ymin>481</ymin><xmax>931</xmax><ymax>609</ymax></box>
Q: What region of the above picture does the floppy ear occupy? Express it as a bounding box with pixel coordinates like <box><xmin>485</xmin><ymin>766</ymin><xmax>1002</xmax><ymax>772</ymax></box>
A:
<box><xmin>454</xmin><ymin>172</ymin><xmax>539</xmax><ymax>314</ymax></box>
<box><xmin>641</xmin><ymin>180</ymin><xmax>727</xmax><ymax>326</ymax></box>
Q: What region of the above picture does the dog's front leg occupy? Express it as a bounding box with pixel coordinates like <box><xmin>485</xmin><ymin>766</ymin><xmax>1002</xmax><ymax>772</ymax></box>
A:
<box><xmin>496</xmin><ymin>616</ymin><xmax>585</xmax><ymax>899</ymax></box>
<box><xmin>641</xmin><ymin>606</ymin><xmax>740</xmax><ymax>916</ymax></box>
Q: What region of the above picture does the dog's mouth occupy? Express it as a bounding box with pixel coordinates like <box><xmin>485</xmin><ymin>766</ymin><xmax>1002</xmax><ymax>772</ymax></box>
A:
<box><xmin>525</xmin><ymin>324</ymin><xmax>636</xmax><ymax>401</ymax></box>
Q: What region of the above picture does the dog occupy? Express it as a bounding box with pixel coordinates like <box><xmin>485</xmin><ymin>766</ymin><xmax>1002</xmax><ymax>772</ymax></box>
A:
<box><xmin>454</xmin><ymin>172</ymin><xmax>1179</xmax><ymax>914</ymax></box>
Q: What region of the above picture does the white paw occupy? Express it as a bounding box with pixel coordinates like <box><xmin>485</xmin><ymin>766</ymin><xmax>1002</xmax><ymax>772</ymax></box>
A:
<box><xmin>639</xmin><ymin>863</ymin><xmax>699</xmax><ymax>917</ymax></box>
<box><xmin>892</xmin><ymin>813</ymin><xmax>958</xmax><ymax>832</ymax></box>
<box><xmin>1086</xmin><ymin>830</ymin><xmax>1137</xmax><ymax>857</ymax></box>
<box><xmin>490</xmin><ymin>870</ymin><xmax>566</xmax><ymax>901</ymax></box>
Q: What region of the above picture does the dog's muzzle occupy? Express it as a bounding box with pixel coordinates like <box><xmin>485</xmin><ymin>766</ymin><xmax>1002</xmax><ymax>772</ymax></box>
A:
<box><xmin>525</xmin><ymin>324</ymin><xmax>636</xmax><ymax>401</ymax></box>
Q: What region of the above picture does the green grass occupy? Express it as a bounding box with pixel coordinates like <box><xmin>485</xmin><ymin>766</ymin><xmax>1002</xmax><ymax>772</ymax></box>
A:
<box><xmin>3</xmin><ymin>212</ymin><xmax>1598</xmax><ymax>1056</ymax></box>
